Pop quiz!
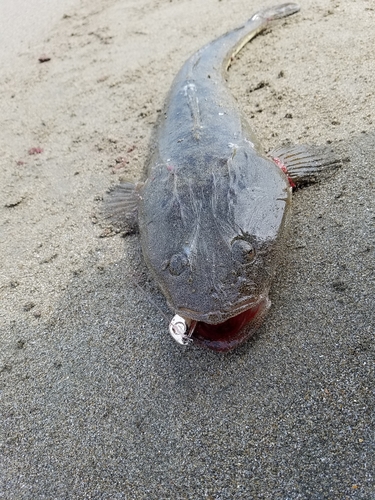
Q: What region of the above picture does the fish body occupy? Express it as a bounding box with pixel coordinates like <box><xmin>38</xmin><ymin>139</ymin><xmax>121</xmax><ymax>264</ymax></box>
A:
<box><xmin>107</xmin><ymin>3</ymin><xmax>340</xmax><ymax>351</ymax></box>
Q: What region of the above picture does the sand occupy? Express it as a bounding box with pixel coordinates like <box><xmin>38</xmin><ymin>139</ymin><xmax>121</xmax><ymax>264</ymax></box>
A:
<box><xmin>1</xmin><ymin>0</ymin><xmax>374</xmax><ymax>498</ymax></box>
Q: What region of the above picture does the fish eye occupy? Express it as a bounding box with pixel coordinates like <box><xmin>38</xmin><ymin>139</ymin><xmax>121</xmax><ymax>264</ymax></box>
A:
<box><xmin>231</xmin><ymin>238</ymin><xmax>256</xmax><ymax>265</ymax></box>
<box><xmin>168</xmin><ymin>252</ymin><xmax>189</xmax><ymax>276</ymax></box>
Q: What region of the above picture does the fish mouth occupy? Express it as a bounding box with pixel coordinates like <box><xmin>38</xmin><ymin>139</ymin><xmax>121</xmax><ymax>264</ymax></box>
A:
<box><xmin>178</xmin><ymin>294</ymin><xmax>271</xmax><ymax>352</ymax></box>
<box><xmin>176</xmin><ymin>295</ymin><xmax>267</xmax><ymax>325</ymax></box>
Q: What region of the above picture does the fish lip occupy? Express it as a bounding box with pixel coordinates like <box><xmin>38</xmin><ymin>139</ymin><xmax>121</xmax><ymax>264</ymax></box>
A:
<box><xmin>175</xmin><ymin>294</ymin><xmax>269</xmax><ymax>325</ymax></box>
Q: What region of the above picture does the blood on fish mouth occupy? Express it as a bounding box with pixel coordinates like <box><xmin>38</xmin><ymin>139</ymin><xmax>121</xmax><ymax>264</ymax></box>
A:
<box><xmin>189</xmin><ymin>296</ymin><xmax>270</xmax><ymax>352</ymax></box>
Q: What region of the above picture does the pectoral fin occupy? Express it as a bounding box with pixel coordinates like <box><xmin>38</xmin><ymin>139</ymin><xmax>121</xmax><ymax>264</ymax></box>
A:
<box><xmin>270</xmin><ymin>144</ymin><xmax>343</xmax><ymax>188</ymax></box>
<box><xmin>103</xmin><ymin>182</ymin><xmax>143</xmax><ymax>234</ymax></box>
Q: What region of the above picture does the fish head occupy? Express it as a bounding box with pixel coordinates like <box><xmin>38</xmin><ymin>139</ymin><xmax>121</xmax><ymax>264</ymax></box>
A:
<box><xmin>158</xmin><ymin>228</ymin><xmax>278</xmax><ymax>324</ymax></box>
<box><xmin>139</xmin><ymin>151</ymin><xmax>291</xmax><ymax>350</ymax></box>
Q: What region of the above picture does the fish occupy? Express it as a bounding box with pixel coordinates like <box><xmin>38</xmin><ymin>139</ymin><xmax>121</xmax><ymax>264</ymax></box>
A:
<box><xmin>105</xmin><ymin>3</ymin><xmax>341</xmax><ymax>351</ymax></box>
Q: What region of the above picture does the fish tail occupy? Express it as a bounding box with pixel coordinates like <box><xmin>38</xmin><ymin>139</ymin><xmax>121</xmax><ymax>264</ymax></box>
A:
<box><xmin>224</xmin><ymin>3</ymin><xmax>300</xmax><ymax>70</ymax></box>
<box><xmin>250</xmin><ymin>3</ymin><xmax>300</xmax><ymax>23</ymax></box>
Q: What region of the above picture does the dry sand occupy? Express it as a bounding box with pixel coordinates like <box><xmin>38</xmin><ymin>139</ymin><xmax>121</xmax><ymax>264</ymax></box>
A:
<box><xmin>1</xmin><ymin>0</ymin><xmax>374</xmax><ymax>498</ymax></box>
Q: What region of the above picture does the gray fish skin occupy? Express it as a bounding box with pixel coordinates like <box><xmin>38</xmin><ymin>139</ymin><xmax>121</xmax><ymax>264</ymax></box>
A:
<box><xmin>138</xmin><ymin>4</ymin><xmax>300</xmax><ymax>325</ymax></box>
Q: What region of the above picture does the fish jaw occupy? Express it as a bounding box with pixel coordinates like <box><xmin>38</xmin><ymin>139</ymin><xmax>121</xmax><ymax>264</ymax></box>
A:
<box><xmin>181</xmin><ymin>294</ymin><xmax>271</xmax><ymax>352</ymax></box>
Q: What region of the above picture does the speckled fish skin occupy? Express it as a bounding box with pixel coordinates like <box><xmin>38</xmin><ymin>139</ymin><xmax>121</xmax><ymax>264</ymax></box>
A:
<box><xmin>138</xmin><ymin>4</ymin><xmax>300</xmax><ymax>325</ymax></box>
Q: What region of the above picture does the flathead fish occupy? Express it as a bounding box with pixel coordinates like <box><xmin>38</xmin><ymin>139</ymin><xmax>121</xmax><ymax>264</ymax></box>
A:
<box><xmin>106</xmin><ymin>3</ymin><xmax>340</xmax><ymax>351</ymax></box>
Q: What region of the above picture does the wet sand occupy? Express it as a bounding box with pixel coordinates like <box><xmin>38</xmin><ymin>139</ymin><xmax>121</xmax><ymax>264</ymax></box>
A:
<box><xmin>1</xmin><ymin>0</ymin><xmax>374</xmax><ymax>498</ymax></box>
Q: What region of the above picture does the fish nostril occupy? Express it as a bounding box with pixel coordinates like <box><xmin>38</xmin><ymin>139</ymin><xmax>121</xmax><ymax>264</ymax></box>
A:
<box><xmin>168</xmin><ymin>253</ymin><xmax>189</xmax><ymax>276</ymax></box>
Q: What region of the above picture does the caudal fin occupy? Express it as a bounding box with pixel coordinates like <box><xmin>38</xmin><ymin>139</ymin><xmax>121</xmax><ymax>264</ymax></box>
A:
<box><xmin>250</xmin><ymin>3</ymin><xmax>300</xmax><ymax>23</ymax></box>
